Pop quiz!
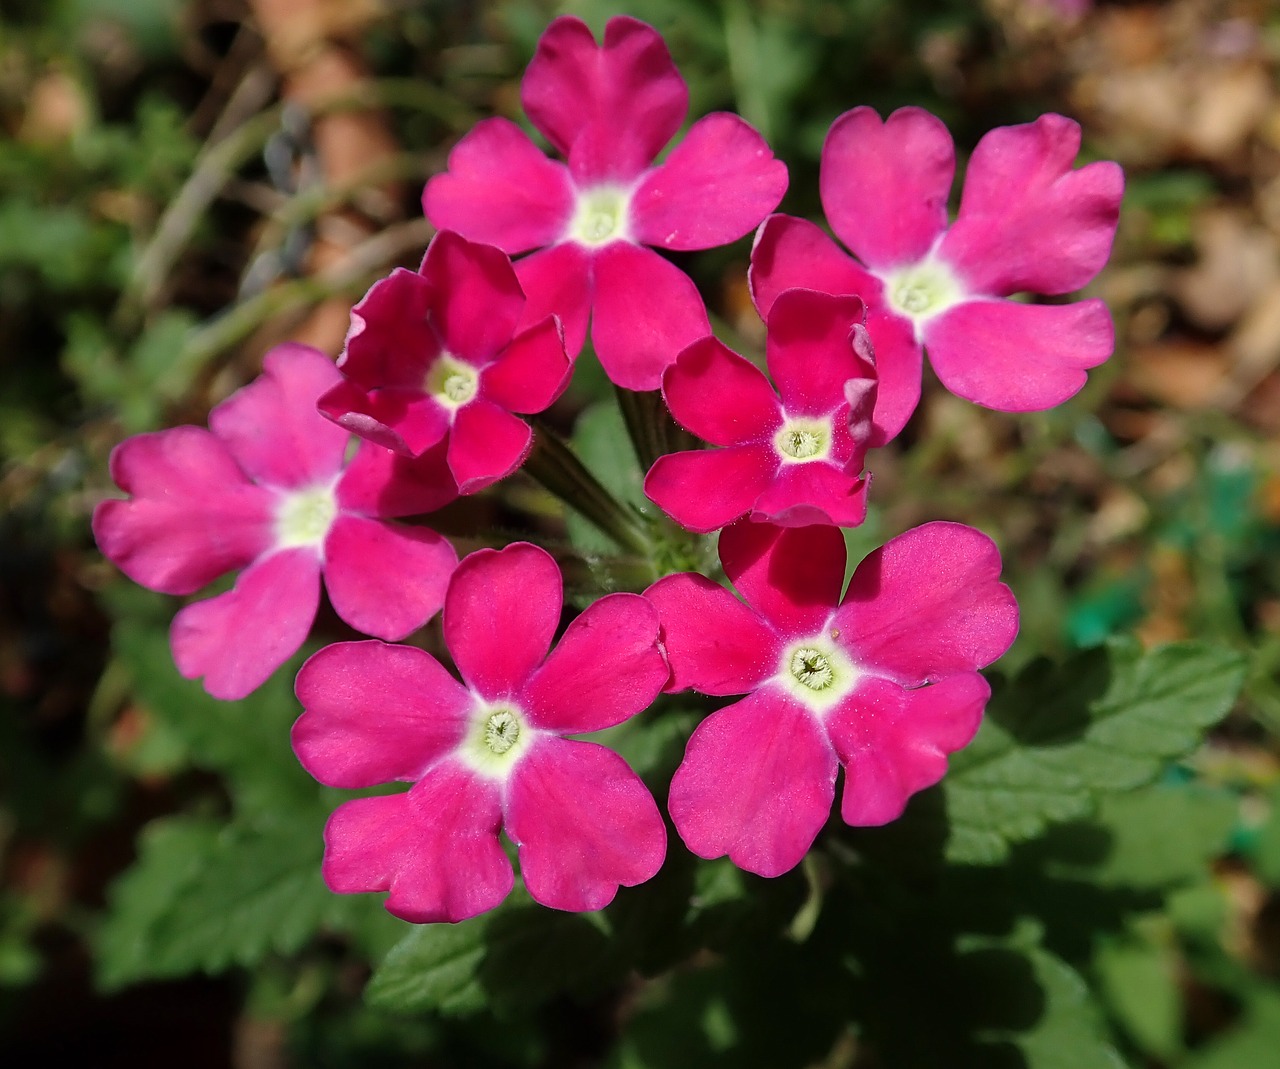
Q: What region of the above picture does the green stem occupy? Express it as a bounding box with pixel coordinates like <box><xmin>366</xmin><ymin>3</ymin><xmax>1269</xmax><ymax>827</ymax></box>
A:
<box><xmin>525</xmin><ymin>423</ymin><xmax>653</xmax><ymax>558</ymax></box>
<box><xmin>614</xmin><ymin>385</ymin><xmax>692</xmax><ymax>473</ymax></box>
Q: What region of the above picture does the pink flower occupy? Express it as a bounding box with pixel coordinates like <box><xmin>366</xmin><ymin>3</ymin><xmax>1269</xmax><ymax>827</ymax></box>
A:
<box><xmin>317</xmin><ymin>231</ymin><xmax>571</xmax><ymax>494</ymax></box>
<box><xmin>644</xmin><ymin>289</ymin><xmax>876</xmax><ymax>533</ymax></box>
<box><xmin>751</xmin><ymin>108</ymin><xmax>1124</xmax><ymax>439</ymax></box>
<box><xmin>93</xmin><ymin>344</ymin><xmax>459</xmax><ymax>700</ymax></box>
<box><xmin>291</xmin><ymin>542</ymin><xmax>670</xmax><ymax>922</ymax></box>
<box><xmin>645</xmin><ymin>520</ymin><xmax>1018</xmax><ymax>877</ymax></box>
<box><xmin>423</xmin><ymin>15</ymin><xmax>788</xmax><ymax>390</ymax></box>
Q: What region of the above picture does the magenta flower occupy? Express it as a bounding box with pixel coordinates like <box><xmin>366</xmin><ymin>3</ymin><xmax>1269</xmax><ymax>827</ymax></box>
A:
<box><xmin>645</xmin><ymin>520</ymin><xmax>1018</xmax><ymax>877</ymax></box>
<box><xmin>645</xmin><ymin>289</ymin><xmax>876</xmax><ymax>533</ymax></box>
<box><xmin>423</xmin><ymin>15</ymin><xmax>788</xmax><ymax>390</ymax></box>
<box><xmin>291</xmin><ymin>542</ymin><xmax>670</xmax><ymax>922</ymax></box>
<box><xmin>93</xmin><ymin>344</ymin><xmax>459</xmax><ymax>700</ymax></box>
<box><xmin>317</xmin><ymin>231</ymin><xmax>571</xmax><ymax>495</ymax></box>
<box><xmin>751</xmin><ymin>108</ymin><xmax>1124</xmax><ymax>439</ymax></box>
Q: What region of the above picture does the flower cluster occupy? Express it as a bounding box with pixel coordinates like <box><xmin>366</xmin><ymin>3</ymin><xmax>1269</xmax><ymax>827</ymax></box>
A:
<box><xmin>95</xmin><ymin>15</ymin><xmax>1121</xmax><ymax>922</ymax></box>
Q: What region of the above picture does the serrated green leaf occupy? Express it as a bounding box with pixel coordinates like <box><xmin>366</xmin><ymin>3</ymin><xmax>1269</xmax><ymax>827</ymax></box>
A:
<box><xmin>366</xmin><ymin>913</ymin><xmax>492</xmax><ymax>1016</ymax></box>
<box><xmin>112</xmin><ymin>621</ymin><xmax>317</xmax><ymax>813</ymax></box>
<box><xmin>366</xmin><ymin>898</ymin><xmax>617</xmax><ymax>1017</ymax></box>
<box><xmin>942</xmin><ymin>641</ymin><xmax>1246</xmax><ymax>863</ymax></box>
<box><xmin>1039</xmin><ymin>786</ymin><xmax>1237</xmax><ymax>889</ymax></box>
<box><xmin>96</xmin><ymin>805</ymin><xmax>341</xmax><ymax>989</ymax></box>
<box><xmin>1002</xmin><ymin>946</ymin><xmax>1127</xmax><ymax>1069</ymax></box>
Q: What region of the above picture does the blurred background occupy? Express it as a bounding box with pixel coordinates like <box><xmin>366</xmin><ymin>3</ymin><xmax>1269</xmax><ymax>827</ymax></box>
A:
<box><xmin>3</xmin><ymin>0</ymin><xmax>1280</xmax><ymax>1066</ymax></box>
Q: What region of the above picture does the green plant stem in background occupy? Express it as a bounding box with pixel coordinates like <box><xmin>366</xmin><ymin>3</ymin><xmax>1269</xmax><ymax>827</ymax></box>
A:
<box><xmin>614</xmin><ymin>385</ymin><xmax>694</xmax><ymax>473</ymax></box>
<box><xmin>525</xmin><ymin>421</ymin><xmax>654</xmax><ymax>559</ymax></box>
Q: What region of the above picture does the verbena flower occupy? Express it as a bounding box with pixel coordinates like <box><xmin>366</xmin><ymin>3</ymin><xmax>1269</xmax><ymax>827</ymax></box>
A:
<box><xmin>291</xmin><ymin>542</ymin><xmax>669</xmax><ymax>922</ymax></box>
<box><xmin>645</xmin><ymin>288</ymin><xmax>876</xmax><ymax>532</ymax></box>
<box><xmin>93</xmin><ymin>344</ymin><xmax>458</xmax><ymax>700</ymax></box>
<box><xmin>751</xmin><ymin>108</ymin><xmax>1124</xmax><ymax>438</ymax></box>
<box><xmin>423</xmin><ymin>15</ymin><xmax>788</xmax><ymax>390</ymax></box>
<box><xmin>317</xmin><ymin>231</ymin><xmax>571</xmax><ymax>494</ymax></box>
<box><xmin>646</xmin><ymin>519</ymin><xmax>1019</xmax><ymax>877</ymax></box>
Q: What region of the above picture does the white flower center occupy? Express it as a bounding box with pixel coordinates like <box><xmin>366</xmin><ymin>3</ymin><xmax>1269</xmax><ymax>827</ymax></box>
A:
<box><xmin>777</xmin><ymin>632</ymin><xmax>859</xmax><ymax>713</ymax></box>
<box><xmin>424</xmin><ymin>354</ymin><xmax>479</xmax><ymax>409</ymax></box>
<box><xmin>882</xmin><ymin>255</ymin><xmax>965</xmax><ymax>323</ymax></box>
<box><xmin>567</xmin><ymin>185</ymin><xmax>632</xmax><ymax>247</ymax></box>
<box><xmin>274</xmin><ymin>482</ymin><xmax>338</xmax><ymax>550</ymax></box>
<box><xmin>774</xmin><ymin>417</ymin><xmax>832</xmax><ymax>463</ymax></box>
<box><xmin>459</xmin><ymin>701</ymin><xmax>533</xmax><ymax>778</ymax></box>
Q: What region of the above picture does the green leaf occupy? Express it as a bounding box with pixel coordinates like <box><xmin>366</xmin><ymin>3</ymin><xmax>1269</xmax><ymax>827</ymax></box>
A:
<box><xmin>941</xmin><ymin>640</ymin><xmax>1246</xmax><ymax>863</ymax></box>
<box><xmin>1253</xmin><ymin>784</ymin><xmax>1280</xmax><ymax>888</ymax></box>
<box><xmin>1181</xmin><ymin>993</ymin><xmax>1280</xmax><ymax>1069</ymax></box>
<box><xmin>1096</xmin><ymin>927</ymin><xmax>1182</xmax><ymax>1061</ymax></box>
<box><xmin>1037</xmin><ymin>786</ymin><xmax>1237</xmax><ymax>889</ymax></box>
<box><xmin>366</xmin><ymin>897</ymin><xmax>617</xmax><ymax>1017</ymax></box>
<box><xmin>111</xmin><ymin>620</ymin><xmax>317</xmax><ymax>814</ymax></box>
<box><xmin>96</xmin><ymin>805</ymin><xmax>343</xmax><ymax>989</ymax></box>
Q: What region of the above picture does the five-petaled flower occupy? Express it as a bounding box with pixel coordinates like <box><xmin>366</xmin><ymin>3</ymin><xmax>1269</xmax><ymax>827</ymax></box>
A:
<box><xmin>645</xmin><ymin>288</ymin><xmax>877</xmax><ymax>533</ymax></box>
<box><xmin>751</xmin><ymin>107</ymin><xmax>1124</xmax><ymax>440</ymax></box>
<box><xmin>645</xmin><ymin>519</ymin><xmax>1019</xmax><ymax>877</ymax></box>
<box><xmin>93</xmin><ymin>344</ymin><xmax>459</xmax><ymax>700</ymax></box>
<box><xmin>423</xmin><ymin>15</ymin><xmax>788</xmax><ymax>390</ymax></box>
<box><xmin>291</xmin><ymin>542</ymin><xmax>670</xmax><ymax>922</ymax></box>
<box><xmin>317</xmin><ymin>230</ymin><xmax>572</xmax><ymax>495</ymax></box>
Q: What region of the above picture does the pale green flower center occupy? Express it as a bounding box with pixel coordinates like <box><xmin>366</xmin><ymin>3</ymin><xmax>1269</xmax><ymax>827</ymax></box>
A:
<box><xmin>789</xmin><ymin>647</ymin><xmax>835</xmax><ymax>691</ymax></box>
<box><xmin>777</xmin><ymin>633</ymin><xmax>859</xmax><ymax>713</ymax></box>
<box><xmin>568</xmin><ymin>185</ymin><xmax>631</xmax><ymax>247</ymax></box>
<box><xmin>774</xmin><ymin>417</ymin><xmax>831</xmax><ymax>463</ymax></box>
<box><xmin>425</xmin><ymin>354</ymin><xmax>479</xmax><ymax>408</ymax></box>
<box><xmin>275</xmin><ymin>483</ymin><xmax>338</xmax><ymax>550</ymax></box>
<box><xmin>460</xmin><ymin>702</ymin><xmax>532</xmax><ymax>777</ymax></box>
<box><xmin>483</xmin><ymin>709</ymin><xmax>521</xmax><ymax>755</ymax></box>
<box><xmin>883</xmin><ymin>256</ymin><xmax>965</xmax><ymax>322</ymax></box>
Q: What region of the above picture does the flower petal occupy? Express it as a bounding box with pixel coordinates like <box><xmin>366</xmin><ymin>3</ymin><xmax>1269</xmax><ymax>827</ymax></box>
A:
<box><xmin>508</xmin><ymin>737</ymin><xmax>665</xmax><ymax>910</ymax></box>
<box><xmin>292</xmin><ymin>640</ymin><xmax>472</xmax><ymax>788</ymax></box>
<box><xmin>94</xmin><ymin>427</ymin><xmax>274</xmax><ymax>595</ymax></box>
<box><xmin>940</xmin><ymin>114</ymin><xmax>1124</xmax><ymax>296</ymax></box>
<box><xmin>515</xmin><ymin>242</ymin><xmax>594</xmax><ymax>359</ymax></box>
<box><xmin>591</xmin><ymin>242</ymin><xmax>711</xmax><ymax>390</ymax></box>
<box><xmin>669</xmin><ymin>689</ymin><xmax>836</xmax><ymax>877</ymax></box>
<box><xmin>323</xmin><ymin>515</ymin><xmax>456</xmax><ymax>640</ymax></box>
<box><xmin>719</xmin><ymin>520</ymin><xmax>846</xmax><ymax>636</ymax></box>
<box><xmin>171</xmin><ymin>547</ymin><xmax>320</xmax><ymax>700</ymax></box>
<box><xmin>524</xmin><ymin>593</ymin><xmax>666</xmax><ymax>733</ymax></box>
<box><xmin>208</xmin><ymin>344</ymin><xmax>349</xmax><ymax>488</ymax></box>
<box><xmin>447</xmin><ymin>399</ymin><xmax>533</xmax><ymax>495</ymax></box>
<box><xmin>318</xmin><ymin>380</ymin><xmax>450</xmax><ymax>458</ymax></box>
<box><xmin>522</xmin><ymin>15</ymin><xmax>688</xmax><ymax>181</ymax></box>
<box><xmin>444</xmin><ymin>542</ymin><xmax>562</xmax><ymax>700</ymax></box>
<box><xmin>481</xmin><ymin>315</ymin><xmax>571</xmax><ymax>414</ymax></box>
<box><xmin>662</xmin><ymin>336</ymin><xmax>781</xmax><ymax>445</ymax></box>
<box><xmin>322</xmin><ymin>764</ymin><xmax>511</xmax><ymax>924</ymax></box>
<box><xmin>338</xmin><ymin>268</ymin><xmax>440</xmax><ymax>390</ymax></box>
<box><xmin>337</xmin><ymin>439</ymin><xmax>458</xmax><ymax>519</ymax></box>
<box><xmin>863</xmin><ymin>308</ymin><xmax>923</xmax><ymax>445</ymax></box>
<box><xmin>644</xmin><ymin>572</ymin><xmax>781</xmax><ymax>695</ymax></box>
<box><xmin>924</xmin><ymin>297</ymin><xmax>1114</xmax><ymax>411</ymax></box>
<box><xmin>644</xmin><ymin>444</ymin><xmax>777</xmax><ymax>534</ymax></box>
<box><xmin>750</xmin><ymin>463</ymin><xmax>869</xmax><ymax>529</ymax></box>
<box><xmin>827</xmin><ymin>673</ymin><xmax>990</xmax><ymax>826</ymax></box>
<box><xmin>820</xmin><ymin>106</ymin><xmax>954</xmax><ymax>270</ymax></box>
<box><xmin>749</xmin><ymin>213</ymin><xmax>884</xmax><ymax>321</ymax></box>
<box><xmin>632</xmin><ymin>113</ymin><xmax>788</xmax><ymax>250</ymax></box>
<box><xmin>766</xmin><ymin>289</ymin><xmax>872</xmax><ymax>417</ymax></box>
<box><xmin>418</xmin><ymin>230</ymin><xmax>526</xmax><ymax>361</ymax></box>
<box><xmin>422</xmin><ymin>117</ymin><xmax>575</xmax><ymax>254</ymax></box>
<box><xmin>835</xmin><ymin>521</ymin><xmax>1019</xmax><ymax>685</ymax></box>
